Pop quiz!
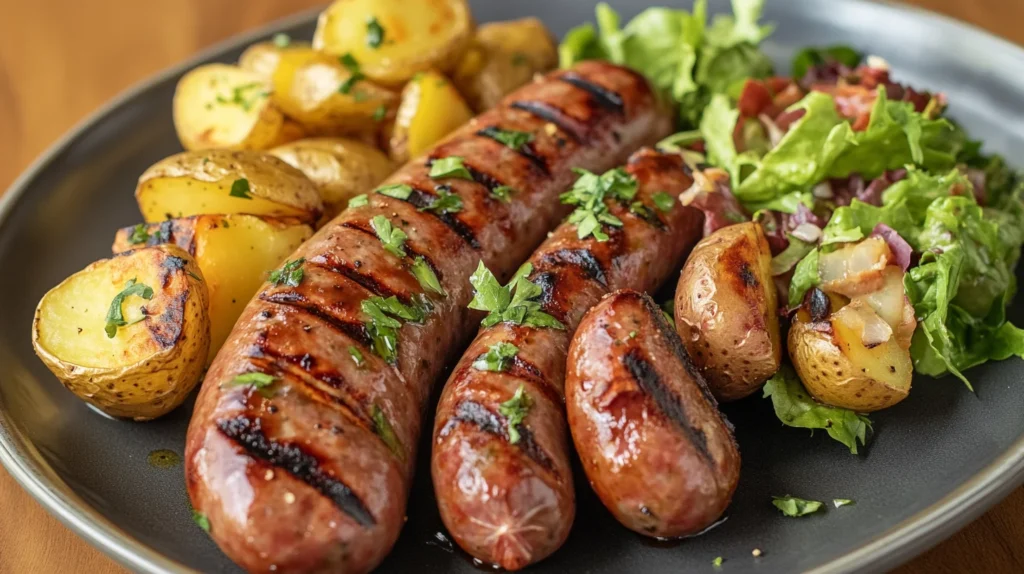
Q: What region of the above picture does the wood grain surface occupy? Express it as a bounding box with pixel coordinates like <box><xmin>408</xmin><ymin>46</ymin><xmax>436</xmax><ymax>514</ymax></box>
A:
<box><xmin>1</xmin><ymin>1</ymin><xmax>1023</xmax><ymax>573</ymax></box>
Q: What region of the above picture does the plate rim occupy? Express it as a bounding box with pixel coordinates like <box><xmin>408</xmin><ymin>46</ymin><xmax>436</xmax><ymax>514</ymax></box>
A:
<box><xmin>1</xmin><ymin>2</ymin><xmax>1023</xmax><ymax>573</ymax></box>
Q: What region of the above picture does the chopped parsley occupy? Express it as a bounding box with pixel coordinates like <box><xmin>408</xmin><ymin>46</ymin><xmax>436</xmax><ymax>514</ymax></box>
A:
<box><xmin>348</xmin><ymin>345</ymin><xmax>365</xmax><ymax>367</ymax></box>
<box><xmin>370</xmin><ymin>215</ymin><xmax>408</xmax><ymax>258</ymax></box>
<box><xmin>652</xmin><ymin>191</ymin><xmax>676</xmax><ymax>212</ymax></box>
<box><xmin>229</xmin><ymin>178</ymin><xmax>252</xmax><ymax>199</ymax></box>
<box><xmin>104</xmin><ymin>278</ymin><xmax>154</xmax><ymax>338</ymax></box>
<box><xmin>215</xmin><ymin>82</ymin><xmax>269</xmax><ymax>112</ymax></box>
<box><xmin>468</xmin><ymin>261</ymin><xmax>564</xmax><ymax>329</ymax></box>
<box><xmin>498</xmin><ymin>384</ymin><xmax>533</xmax><ymax>444</ymax></box>
<box><xmin>127</xmin><ymin>224</ymin><xmax>150</xmax><ymax>245</ymax></box>
<box><xmin>366</xmin><ymin>16</ymin><xmax>385</xmax><ymax>48</ymax></box>
<box><xmin>560</xmin><ymin>167</ymin><xmax>638</xmax><ymax>241</ymax></box>
<box><xmin>337</xmin><ymin>53</ymin><xmax>364</xmax><ymax>94</ymax></box>
<box><xmin>479</xmin><ymin>127</ymin><xmax>534</xmax><ymax>151</ymax></box>
<box><xmin>491</xmin><ymin>185</ymin><xmax>515</xmax><ymax>202</ymax></box>
<box><xmin>429</xmin><ymin>156</ymin><xmax>474</xmax><ymax>180</ymax></box>
<box><xmin>372</xmin><ymin>105</ymin><xmax>388</xmax><ymax>122</ymax></box>
<box><xmin>419</xmin><ymin>188</ymin><xmax>463</xmax><ymax>214</ymax></box>
<box><xmin>376</xmin><ymin>183</ymin><xmax>414</xmax><ymax>200</ymax></box>
<box><xmin>268</xmin><ymin>258</ymin><xmax>304</xmax><ymax>287</ymax></box>
<box><xmin>410</xmin><ymin>257</ymin><xmax>445</xmax><ymax>296</ymax></box>
<box><xmin>271</xmin><ymin>33</ymin><xmax>290</xmax><ymax>48</ymax></box>
<box><xmin>472</xmin><ymin>342</ymin><xmax>519</xmax><ymax>372</ymax></box>
<box><xmin>348</xmin><ymin>194</ymin><xmax>369</xmax><ymax>207</ymax></box>
<box><xmin>228</xmin><ymin>372</ymin><xmax>277</xmax><ymax>398</ymax></box>
<box><xmin>772</xmin><ymin>495</ymin><xmax>824</xmax><ymax>517</ymax></box>
<box><xmin>371</xmin><ymin>404</ymin><xmax>404</xmax><ymax>460</ymax></box>
<box><xmin>192</xmin><ymin>509</ymin><xmax>210</xmax><ymax>532</ymax></box>
<box><xmin>361</xmin><ymin>295</ymin><xmax>425</xmax><ymax>364</ymax></box>
<box><xmin>833</xmin><ymin>498</ymin><xmax>855</xmax><ymax>508</ymax></box>
<box><xmin>712</xmin><ymin>557</ymin><xmax>723</xmax><ymax>568</ymax></box>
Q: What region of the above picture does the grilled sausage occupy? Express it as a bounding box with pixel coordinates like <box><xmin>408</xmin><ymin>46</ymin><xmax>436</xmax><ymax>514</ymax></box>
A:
<box><xmin>184</xmin><ymin>61</ymin><xmax>671</xmax><ymax>574</ymax></box>
<box><xmin>431</xmin><ymin>149</ymin><xmax>704</xmax><ymax>570</ymax></box>
<box><xmin>565</xmin><ymin>290</ymin><xmax>740</xmax><ymax>538</ymax></box>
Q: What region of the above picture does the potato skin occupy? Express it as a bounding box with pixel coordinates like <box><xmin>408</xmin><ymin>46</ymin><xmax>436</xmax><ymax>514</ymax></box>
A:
<box><xmin>32</xmin><ymin>245</ymin><xmax>210</xmax><ymax>421</ymax></box>
<box><xmin>788</xmin><ymin>297</ymin><xmax>913</xmax><ymax>412</ymax></box>
<box><xmin>674</xmin><ymin>222</ymin><xmax>781</xmax><ymax>401</ymax></box>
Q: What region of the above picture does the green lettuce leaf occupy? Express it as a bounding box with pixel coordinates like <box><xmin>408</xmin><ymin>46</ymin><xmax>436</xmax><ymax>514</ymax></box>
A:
<box><xmin>791</xmin><ymin>45</ymin><xmax>863</xmax><ymax>79</ymax></box>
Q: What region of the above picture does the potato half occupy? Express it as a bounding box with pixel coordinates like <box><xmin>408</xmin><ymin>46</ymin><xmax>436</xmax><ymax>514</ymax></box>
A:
<box><xmin>173</xmin><ymin>63</ymin><xmax>303</xmax><ymax>151</ymax></box>
<box><xmin>312</xmin><ymin>0</ymin><xmax>475</xmax><ymax>86</ymax></box>
<box><xmin>789</xmin><ymin>289</ymin><xmax>913</xmax><ymax>412</ymax></box>
<box><xmin>135</xmin><ymin>149</ymin><xmax>323</xmax><ymax>225</ymax></box>
<box><xmin>674</xmin><ymin>222</ymin><xmax>782</xmax><ymax>401</ymax></box>
<box><xmin>452</xmin><ymin>18</ymin><xmax>558</xmax><ymax>112</ymax></box>
<box><xmin>270</xmin><ymin>137</ymin><xmax>395</xmax><ymax>223</ymax></box>
<box><xmin>388</xmin><ymin>71</ymin><xmax>473</xmax><ymax>164</ymax></box>
<box><xmin>32</xmin><ymin>245</ymin><xmax>210</xmax><ymax>420</ymax></box>
<box><xmin>113</xmin><ymin>215</ymin><xmax>313</xmax><ymax>363</ymax></box>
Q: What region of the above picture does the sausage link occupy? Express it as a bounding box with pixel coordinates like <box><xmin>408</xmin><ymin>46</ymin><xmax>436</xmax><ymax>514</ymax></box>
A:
<box><xmin>565</xmin><ymin>290</ymin><xmax>740</xmax><ymax>538</ymax></box>
<box><xmin>431</xmin><ymin>149</ymin><xmax>703</xmax><ymax>570</ymax></box>
<box><xmin>184</xmin><ymin>61</ymin><xmax>671</xmax><ymax>574</ymax></box>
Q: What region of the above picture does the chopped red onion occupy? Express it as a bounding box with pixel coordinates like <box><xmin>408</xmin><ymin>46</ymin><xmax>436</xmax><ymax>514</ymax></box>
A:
<box><xmin>871</xmin><ymin>223</ymin><xmax>913</xmax><ymax>271</ymax></box>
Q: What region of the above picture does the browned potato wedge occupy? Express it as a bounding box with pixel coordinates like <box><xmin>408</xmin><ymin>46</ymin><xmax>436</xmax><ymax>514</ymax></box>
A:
<box><xmin>452</xmin><ymin>18</ymin><xmax>558</xmax><ymax>112</ymax></box>
<box><xmin>674</xmin><ymin>222</ymin><xmax>781</xmax><ymax>401</ymax></box>
<box><xmin>269</xmin><ymin>137</ymin><xmax>395</xmax><ymax>222</ymax></box>
<box><xmin>32</xmin><ymin>245</ymin><xmax>209</xmax><ymax>420</ymax></box>
<box><xmin>238</xmin><ymin>38</ymin><xmax>313</xmax><ymax>79</ymax></box>
<box><xmin>388</xmin><ymin>71</ymin><xmax>473</xmax><ymax>163</ymax></box>
<box><xmin>135</xmin><ymin>150</ymin><xmax>323</xmax><ymax>225</ymax></box>
<box><xmin>312</xmin><ymin>0</ymin><xmax>475</xmax><ymax>86</ymax></box>
<box><xmin>270</xmin><ymin>47</ymin><xmax>398</xmax><ymax>138</ymax></box>
<box><xmin>112</xmin><ymin>215</ymin><xmax>313</xmax><ymax>363</ymax></box>
<box><xmin>173</xmin><ymin>63</ymin><xmax>303</xmax><ymax>151</ymax></box>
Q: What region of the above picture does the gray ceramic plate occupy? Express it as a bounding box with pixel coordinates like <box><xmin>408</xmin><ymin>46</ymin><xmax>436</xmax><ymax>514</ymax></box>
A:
<box><xmin>3</xmin><ymin>0</ymin><xmax>1024</xmax><ymax>572</ymax></box>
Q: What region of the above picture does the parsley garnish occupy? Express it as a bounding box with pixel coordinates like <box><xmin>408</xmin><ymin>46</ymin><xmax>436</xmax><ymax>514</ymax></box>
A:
<box><xmin>376</xmin><ymin>183</ymin><xmax>413</xmax><ymax>200</ymax></box>
<box><xmin>104</xmin><ymin>278</ymin><xmax>154</xmax><ymax>338</ymax></box>
<box><xmin>772</xmin><ymin>495</ymin><xmax>824</xmax><ymax>517</ymax></box>
<box><xmin>833</xmin><ymin>498</ymin><xmax>855</xmax><ymax>508</ymax></box>
<box><xmin>652</xmin><ymin>191</ymin><xmax>676</xmax><ymax>212</ymax></box>
<box><xmin>272</xmin><ymin>33</ymin><xmax>290</xmax><ymax>48</ymax></box>
<box><xmin>498</xmin><ymin>384</ymin><xmax>532</xmax><ymax>444</ymax></box>
<box><xmin>229</xmin><ymin>178</ymin><xmax>252</xmax><ymax>199</ymax></box>
<box><xmin>371</xmin><ymin>215</ymin><xmax>407</xmax><ymax>258</ymax></box>
<box><xmin>472</xmin><ymin>342</ymin><xmax>519</xmax><ymax>372</ymax></box>
<box><xmin>348</xmin><ymin>194</ymin><xmax>369</xmax><ymax>207</ymax></box>
<box><xmin>361</xmin><ymin>296</ymin><xmax>425</xmax><ymax>363</ymax></box>
<box><xmin>628</xmin><ymin>201</ymin><xmax>654</xmax><ymax>220</ymax></box>
<box><xmin>215</xmin><ymin>82</ymin><xmax>269</xmax><ymax>112</ymax></box>
<box><xmin>268</xmin><ymin>258</ymin><xmax>304</xmax><ymax>287</ymax></box>
<box><xmin>419</xmin><ymin>189</ymin><xmax>463</xmax><ymax>214</ymax></box>
<box><xmin>371</xmin><ymin>404</ymin><xmax>404</xmax><ymax>460</ymax></box>
<box><xmin>128</xmin><ymin>224</ymin><xmax>150</xmax><ymax>245</ymax></box>
<box><xmin>229</xmin><ymin>372</ymin><xmax>277</xmax><ymax>398</ymax></box>
<box><xmin>366</xmin><ymin>16</ymin><xmax>385</xmax><ymax>48</ymax></box>
<box><xmin>468</xmin><ymin>261</ymin><xmax>564</xmax><ymax>329</ymax></box>
<box><xmin>712</xmin><ymin>557</ymin><xmax>723</xmax><ymax>568</ymax></box>
<box><xmin>372</xmin><ymin>105</ymin><xmax>388</xmax><ymax>122</ymax></box>
<box><xmin>480</xmin><ymin>127</ymin><xmax>534</xmax><ymax>151</ymax></box>
<box><xmin>192</xmin><ymin>509</ymin><xmax>210</xmax><ymax>532</ymax></box>
<box><xmin>410</xmin><ymin>257</ymin><xmax>445</xmax><ymax>296</ymax></box>
<box><xmin>337</xmin><ymin>53</ymin><xmax>364</xmax><ymax>94</ymax></box>
<box><xmin>560</xmin><ymin>167</ymin><xmax>638</xmax><ymax>241</ymax></box>
<box><xmin>429</xmin><ymin>157</ymin><xmax>473</xmax><ymax>180</ymax></box>
<box><xmin>348</xmin><ymin>346</ymin><xmax>365</xmax><ymax>367</ymax></box>
<box><xmin>491</xmin><ymin>185</ymin><xmax>515</xmax><ymax>202</ymax></box>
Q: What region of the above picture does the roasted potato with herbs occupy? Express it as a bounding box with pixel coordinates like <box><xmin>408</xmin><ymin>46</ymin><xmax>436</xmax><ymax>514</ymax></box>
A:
<box><xmin>32</xmin><ymin>245</ymin><xmax>210</xmax><ymax>421</ymax></box>
<box><xmin>388</xmin><ymin>71</ymin><xmax>474</xmax><ymax>163</ymax></box>
<box><xmin>135</xmin><ymin>149</ymin><xmax>323</xmax><ymax>225</ymax></box>
<box><xmin>270</xmin><ymin>47</ymin><xmax>398</xmax><ymax>138</ymax></box>
<box><xmin>452</xmin><ymin>18</ymin><xmax>558</xmax><ymax>112</ymax></box>
<box><xmin>270</xmin><ymin>137</ymin><xmax>395</xmax><ymax>222</ymax></box>
<box><xmin>238</xmin><ymin>38</ymin><xmax>313</xmax><ymax>79</ymax></box>
<box><xmin>674</xmin><ymin>222</ymin><xmax>782</xmax><ymax>401</ymax></box>
<box><xmin>112</xmin><ymin>215</ymin><xmax>313</xmax><ymax>363</ymax></box>
<box><xmin>312</xmin><ymin>0</ymin><xmax>475</xmax><ymax>87</ymax></box>
<box><xmin>789</xmin><ymin>285</ymin><xmax>914</xmax><ymax>413</ymax></box>
<box><xmin>173</xmin><ymin>63</ymin><xmax>303</xmax><ymax>151</ymax></box>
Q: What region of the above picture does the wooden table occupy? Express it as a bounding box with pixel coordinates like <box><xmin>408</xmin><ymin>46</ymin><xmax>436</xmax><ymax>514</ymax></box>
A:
<box><xmin>2</xmin><ymin>1</ymin><xmax>1023</xmax><ymax>572</ymax></box>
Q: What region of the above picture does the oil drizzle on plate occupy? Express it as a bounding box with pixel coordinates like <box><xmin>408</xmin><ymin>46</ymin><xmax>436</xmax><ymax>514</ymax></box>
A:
<box><xmin>147</xmin><ymin>449</ymin><xmax>181</xmax><ymax>469</ymax></box>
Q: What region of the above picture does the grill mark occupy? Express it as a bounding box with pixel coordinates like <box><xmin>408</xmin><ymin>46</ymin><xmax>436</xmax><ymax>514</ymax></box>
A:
<box><xmin>426</xmin><ymin>155</ymin><xmax>517</xmax><ymax>211</ymax></box>
<box><xmin>147</xmin><ymin>292</ymin><xmax>186</xmax><ymax>349</ymax></box>
<box><xmin>308</xmin><ymin>258</ymin><xmax>402</xmax><ymax>301</ymax></box>
<box><xmin>439</xmin><ymin>400</ymin><xmax>556</xmax><ymax>473</ymax></box>
<box><xmin>510</xmin><ymin>101</ymin><xmax>585</xmax><ymax>142</ymax></box>
<box><xmin>559</xmin><ymin>73</ymin><xmax>625</xmax><ymax>114</ymax></box>
<box><xmin>380</xmin><ymin>184</ymin><xmax>481</xmax><ymax>249</ymax></box>
<box><xmin>622</xmin><ymin>348</ymin><xmax>714</xmax><ymax>466</ymax></box>
<box><xmin>340</xmin><ymin>221</ymin><xmax>380</xmax><ymax>243</ymax></box>
<box><xmin>217</xmin><ymin>415</ymin><xmax>376</xmax><ymax>527</ymax></box>
<box><xmin>536</xmin><ymin>248</ymin><xmax>608</xmax><ymax>286</ymax></box>
<box><xmin>259</xmin><ymin>292</ymin><xmax>371</xmax><ymax>347</ymax></box>
<box><xmin>738</xmin><ymin>262</ymin><xmax>758</xmax><ymax>287</ymax></box>
<box><xmin>475</xmin><ymin>126</ymin><xmax>551</xmax><ymax>175</ymax></box>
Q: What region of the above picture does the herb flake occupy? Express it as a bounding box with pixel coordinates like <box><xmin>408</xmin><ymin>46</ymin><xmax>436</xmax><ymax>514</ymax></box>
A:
<box><xmin>410</xmin><ymin>257</ymin><xmax>446</xmax><ymax>296</ymax></box>
<box><xmin>419</xmin><ymin>189</ymin><xmax>463</xmax><ymax>214</ymax></box>
<box><xmin>272</xmin><ymin>33</ymin><xmax>291</xmax><ymax>48</ymax></box>
<box><xmin>229</xmin><ymin>178</ymin><xmax>252</xmax><ymax>199</ymax></box>
<box><xmin>376</xmin><ymin>183</ymin><xmax>414</xmax><ymax>200</ymax></box>
<box><xmin>361</xmin><ymin>295</ymin><xmax>425</xmax><ymax>363</ymax></box>
<box><xmin>128</xmin><ymin>224</ymin><xmax>150</xmax><ymax>245</ymax></box>
<box><xmin>473</xmin><ymin>342</ymin><xmax>519</xmax><ymax>372</ymax></box>
<box><xmin>192</xmin><ymin>510</ymin><xmax>210</xmax><ymax>532</ymax></box>
<box><xmin>429</xmin><ymin>156</ymin><xmax>474</xmax><ymax>180</ymax></box>
<box><xmin>268</xmin><ymin>258</ymin><xmax>305</xmax><ymax>287</ymax></box>
<box><xmin>366</xmin><ymin>16</ymin><xmax>385</xmax><ymax>48</ymax></box>
<box><xmin>498</xmin><ymin>384</ymin><xmax>533</xmax><ymax>444</ymax></box>
<box><xmin>480</xmin><ymin>127</ymin><xmax>534</xmax><ymax>151</ymax></box>
<box><xmin>214</xmin><ymin>82</ymin><xmax>269</xmax><ymax>112</ymax></box>
<box><xmin>337</xmin><ymin>53</ymin><xmax>364</xmax><ymax>94</ymax></box>
<box><xmin>371</xmin><ymin>215</ymin><xmax>408</xmax><ymax>258</ymax></box>
<box><xmin>371</xmin><ymin>404</ymin><xmax>405</xmax><ymax>460</ymax></box>
<box><xmin>652</xmin><ymin>191</ymin><xmax>676</xmax><ymax>212</ymax></box>
<box><xmin>491</xmin><ymin>185</ymin><xmax>515</xmax><ymax>202</ymax></box>
<box><xmin>561</xmin><ymin>167</ymin><xmax>638</xmax><ymax>241</ymax></box>
<box><xmin>468</xmin><ymin>261</ymin><xmax>565</xmax><ymax>329</ymax></box>
<box><xmin>348</xmin><ymin>346</ymin><xmax>365</xmax><ymax>367</ymax></box>
<box><xmin>833</xmin><ymin>498</ymin><xmax>855</xmax><ymax>508</ymax></box>
<box><xmin>772</xmin><ymin>495</ymin><xmax>824</xmax><ymax>517</ymax></box>
<box><xmin>229</xmin><ymin>372</ymin><xmax>277</xmax><ymax>398</ymax></box>
<box><xmin>348</xmin><ymin>194</ymin><xmax>369</xmax><ymax>208</ymax></box>
<box><xmin>104</xmin><ymin>278</ymin><xmax>154</xmax><ymax>338</ymax></box>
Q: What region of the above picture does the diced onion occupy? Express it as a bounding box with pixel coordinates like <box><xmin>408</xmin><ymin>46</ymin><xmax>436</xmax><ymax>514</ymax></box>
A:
<box><xmin>813</xmin><ymin>182</ymin><xmax>834</xmax><ymax>199</ymax></box>
<box><xmin>819</xmin><ymin>237</ymin><xmax>892</xmax><ymax>297</ymax></box>
<box><xmin>834</xmin><ymin>299</ymin><xmax>893</xmax><ymax>347</ymax></box>
<box><xmin>790</xmin><ymin>223</ymin><xmax>822</xmax><ymax>243</ymax></box>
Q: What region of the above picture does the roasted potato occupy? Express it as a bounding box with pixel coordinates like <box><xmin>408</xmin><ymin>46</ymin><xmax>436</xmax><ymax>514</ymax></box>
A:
<box><xmin>112</xmin><ymin>215</ymin><xmax>313</xmax><ymax>363</ymax></box>
<box><xmin>388</xmin><ymin>71</ymin><xmax>473</xmax><ymax>163</ymax></box>
<box><xmin>238</xmin><ymin>38</ymin><xmax>313</xmax><ymax>79</ymax></box>
<box><xmin>452</xmin><ymin>18</ymin><xmax>558</xmax><ymax>112</ymax></box>
<box><xmin>270</xmin><ymin>137</ymin><xmax>395</xmax><ymax>222</ymax></box>
<box><xmin>135</xmin><ymin>149</ymin><xmax>323</xmax><ymax>225</ymax></box>
<box><xmin>312</xmin><ymin>0</ymin><xmax>475</xmax><ymax>86</ymax></box>
<box><xmin>32</xmin><ymin>245</ymin><xmax>210</xmax><ymax>421</ymax></box>
<box><xmin>674</xmin><ymin>222</ymin><xmax>782</xmax><ymax>401</ymax></box>
<box><xmin>173</xmin><ymin>63</ymin><xmax>303</xmax><ymax>151</ymax></box>
<box><xmin>789</xmin><ymin>287</ymin><xmax>913</xmax><ymax>412</ymax></box>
